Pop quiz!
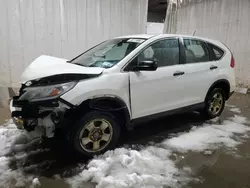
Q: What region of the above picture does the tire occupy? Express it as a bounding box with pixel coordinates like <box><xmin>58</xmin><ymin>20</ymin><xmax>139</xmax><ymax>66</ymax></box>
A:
<box><xmin>70</xmin><ymin>111</ymin><xmax>121</xmax><ymax>157</ymax></box>
<box><xmin>202</xmin><ymin>88</ymin><xmax>226</xmax><ymax>119</ymax></box>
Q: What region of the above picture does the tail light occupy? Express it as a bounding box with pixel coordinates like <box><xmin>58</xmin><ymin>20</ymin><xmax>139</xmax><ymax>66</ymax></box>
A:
<box><xmin>221</xmin><ymin>42</ymin><xmax>235</xmax><ymax>68</ymax></box>
<box><xmin>230</xmin><ymin>54</ymin><xmax>235</xmax><ymax>68</ymax></box>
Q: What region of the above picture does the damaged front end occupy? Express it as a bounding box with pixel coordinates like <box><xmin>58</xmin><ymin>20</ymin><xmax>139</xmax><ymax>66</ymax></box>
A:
<box><xmin>10</xmin><ymin>55</ymin><xmax>104</xmax><ymax>139</ymax></box>
<box><xmin>11</xmin><ymin>95</ymin><xmax>71</xmax><ymax>138</ymax></box>
<box><xmin>10</xmin><ymin>76</ymin><xmax>79</xmax><ymax>138</ymax></box>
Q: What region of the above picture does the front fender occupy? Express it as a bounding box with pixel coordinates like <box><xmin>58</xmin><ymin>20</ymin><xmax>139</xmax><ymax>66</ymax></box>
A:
<box><xmin>61</xmin><ymin>73</ymin><xmax>131</xmax><ymax>114</ymax></box>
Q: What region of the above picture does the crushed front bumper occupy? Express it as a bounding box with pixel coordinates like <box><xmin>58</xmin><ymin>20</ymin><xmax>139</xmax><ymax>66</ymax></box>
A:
<box><xmin>10</xmin><ymin>96</ymin><xmax>73</xmax><ymax>137</ymax></box>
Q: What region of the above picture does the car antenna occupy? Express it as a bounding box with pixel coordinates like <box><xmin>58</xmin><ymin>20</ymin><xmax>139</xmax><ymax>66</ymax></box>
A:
<box><xmin>193</xmin><ymin>30</ymin><xmax>196</xmax><ymax>36</ymax></box>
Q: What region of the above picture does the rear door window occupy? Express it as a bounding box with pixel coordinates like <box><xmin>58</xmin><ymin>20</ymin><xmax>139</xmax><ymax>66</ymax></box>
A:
<box><xmin>183</xmin><ymin>39</ymin><xmax>210</xmax><ymax>64</ymax></box>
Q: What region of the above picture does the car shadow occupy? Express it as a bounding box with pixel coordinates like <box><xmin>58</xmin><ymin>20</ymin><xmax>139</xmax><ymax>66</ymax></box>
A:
<box><xmin>126</xmin><ymin>111</ymin><xmax>206</xmax><ymax>145</ymax></box>
<box><xmin>8</xmin><ymin>111</ymin><xmax>207</xmax><ymax>178</ymax></box>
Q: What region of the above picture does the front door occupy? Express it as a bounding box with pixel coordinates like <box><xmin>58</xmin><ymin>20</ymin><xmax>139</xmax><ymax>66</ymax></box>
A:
<box><xmin>128</xmin><ymin>38</ymin><xmax>186</xmax><ymax>119</ymax></box>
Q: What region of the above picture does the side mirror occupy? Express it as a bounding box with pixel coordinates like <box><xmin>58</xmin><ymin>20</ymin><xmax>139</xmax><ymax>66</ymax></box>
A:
<box><xmin>132</xmin><ymin>60</ymin><xmax>158</xmax><ymax>71</ymax></box>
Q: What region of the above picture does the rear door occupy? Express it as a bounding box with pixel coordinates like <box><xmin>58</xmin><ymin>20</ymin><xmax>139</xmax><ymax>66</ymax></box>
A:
<box><xmin>180</xmin><ymin>38</ymin><xmax>219</xmax><ymax>105</ymax></box>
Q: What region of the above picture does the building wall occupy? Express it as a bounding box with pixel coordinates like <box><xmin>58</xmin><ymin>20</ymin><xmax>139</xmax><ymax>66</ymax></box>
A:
<box><xmin>165</xmin><ymin>0</ymin><xmax>250</xmax><ymax>87</ymax></box>
<box><xmin>0</xmin><ymin>0</ymin><xmax>148</xmax><ymax>88</ymax></box>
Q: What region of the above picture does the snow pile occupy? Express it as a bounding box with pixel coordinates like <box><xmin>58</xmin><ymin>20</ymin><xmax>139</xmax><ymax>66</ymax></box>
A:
<box><xmin>68</xmin><ymin>147</ymin><xmax>190</xmax><ymax>188</ymax></box>
<box><xmin>0</xmin><ymin>158</ymin><xmax>34</xmax><ymax>188</ymax></box>
<box><xmin>163</xmin><ymin>115</ymin><xmax>249</xmax><ymax>152</ymax></box>
<box><xmin>0</xmin><ymin>120</ymin><xmax>41</xmax><ymax>187</ymax></box>
<box><xmin>0</xmin><ymin>122</ymin><xmax>21</xmax><ymax>156</ymax></box>
<box><xmin>0</xmin><ymin>124</ymin><xmax>30</xmax><ymax>187</ymax></box>
<box><xmin>230</xmin><ymin>107</ymin><xmax>241</xmax><ymax>114</ymax></box>
<box><xmin>68</xmin><ymin>115</ymin><xmax>250</xmax><ymax>188</ymax></box>
<box><xmin>225</xmin><ymin>104</ymin><xmax>236</xmax><ymax>108</ymax></box>
<box><xmin>235</xmin><ymin>87</ymin><xmax>248</xmax><ymax>94</ymax></box>
<box><xmin>30</xmin><ymin>178</ymin><xmax>41</xmax><ymax>188</ymax></box>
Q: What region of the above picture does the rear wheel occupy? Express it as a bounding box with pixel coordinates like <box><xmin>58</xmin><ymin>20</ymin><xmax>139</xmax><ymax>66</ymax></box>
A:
<box><xmin>202</xmin><ymin>88</ymin><xmax>226</xmax><ymax>119</ymax></box>
<box><xmin>70</xmin><ymin>111</ymin><xmax>120</xmax><ymax>157</ymax></box>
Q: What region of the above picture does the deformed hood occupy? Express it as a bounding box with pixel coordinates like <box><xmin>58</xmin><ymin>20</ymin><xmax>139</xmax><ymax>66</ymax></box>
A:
<box><xmin>21</xmin><ymin>55</ymin><xmax>104</xmax><ymax>83</ymax></box>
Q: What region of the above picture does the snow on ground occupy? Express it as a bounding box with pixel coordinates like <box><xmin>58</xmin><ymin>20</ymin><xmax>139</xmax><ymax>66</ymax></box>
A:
<box><xmin>230</xmin><ymin>107</ymin><xmax>241</xmax><ymax>114</ymax></box>
<box><xmin>68</xmin><ymin>147</ymin><xmax>191</xmax><ymax>188</ymax></box>
<box><xmin>68</xmin><ymin>115</ymin><xmax>250</xmax><ymax>188</ymax></box>
<box><xmin>30</xmin><ymin>178</ymin><xmax>41</xmax><ymax>188</ymax></box>
<box><xmin>0</xmin><ymin>120</ymin><xmax>41</xmax><ymax>187</ymax></box>
<box><xmin>0</xmin><ymin>115</ymin><xmax>249</xmax><ymax>188</ymax></box>
<box><xmin>162</xmin><ymin>115</ymin><xmax>249</xmax><ymax>152</ymax></box>
<box><xmin>235</xmin><ymin>87</ymin><xmax>248</xmax><ymax>94</ymax></box>
<box><xmin>225</xmin><ymin>104</ymin><xmax>236</xmax><ymax>108</ymax></box>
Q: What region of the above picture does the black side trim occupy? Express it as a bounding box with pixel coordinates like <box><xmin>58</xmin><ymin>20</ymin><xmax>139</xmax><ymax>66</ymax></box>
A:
<box><xmin>129</xmin><ymin>102</ymin><xmax>205</xmax><ymax>128</ymax></box>
<box><xmin>178</xmin><ymin>37</ymin><xmax>186</xmax><ymax>64</ymax></box>
<box><xmin>89</xmin><ymin>97</ymin><xmax>129</xmax><ymax>111</ymax></box>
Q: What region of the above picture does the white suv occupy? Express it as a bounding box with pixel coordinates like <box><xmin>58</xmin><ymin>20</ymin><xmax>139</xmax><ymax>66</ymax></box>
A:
<box><xmin>10</xmin><ymin>34</ymin><xmax>236</xmax><ymax>156</ymax></box>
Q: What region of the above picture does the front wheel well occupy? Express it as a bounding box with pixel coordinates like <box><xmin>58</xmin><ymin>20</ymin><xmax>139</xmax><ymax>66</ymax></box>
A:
<box><xmin>206</xmin><ymin>80</ymin><xmax>231</xmax><ymax>101</ymax></box>
<box><xmin>68</xmin><ymin>97</ymin><xmax>131</xmax><ymax>131</ymax></box>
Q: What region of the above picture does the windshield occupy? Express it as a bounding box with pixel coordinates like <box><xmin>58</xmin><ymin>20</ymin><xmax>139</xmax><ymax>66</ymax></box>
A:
<box><xmin>70</xmin><ymin>38</ymin><xmax>146</xmax><ymax>68</ymax></box>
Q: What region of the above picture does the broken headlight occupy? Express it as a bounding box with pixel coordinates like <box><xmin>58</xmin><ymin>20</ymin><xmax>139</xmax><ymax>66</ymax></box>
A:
<box><xmin>19</xmin><ymin>81</ymin><xmax>77</xmax><ymax>102</ymax></box>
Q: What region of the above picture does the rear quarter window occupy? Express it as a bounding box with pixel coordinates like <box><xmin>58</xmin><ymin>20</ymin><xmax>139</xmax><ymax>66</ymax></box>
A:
<box><xmin>207</xmin><ymin>43</ymin><xmax>225</xmax><ymax>60</ymax></box>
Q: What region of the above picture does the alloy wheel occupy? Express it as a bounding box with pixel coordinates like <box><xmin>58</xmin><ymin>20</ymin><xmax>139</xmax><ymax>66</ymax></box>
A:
<box><xmin>209</xmin><ymin>92</ymin><xmax>223</xmax><ymax>115</ymax></box>
<box><xmin>79</xmin><ymin>119</ymin><xmax>113</xmax><ymax>153</ymax></box>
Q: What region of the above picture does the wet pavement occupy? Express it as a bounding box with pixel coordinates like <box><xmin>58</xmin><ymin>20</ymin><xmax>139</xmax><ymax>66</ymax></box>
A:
<box><xmin>0</xmin><ymin>92</ymin><xmax>250</xmax><ymax>188</ymax></box>
<box><xmin>126</xmin><ymin>93</ymin><xmax>250</xmax><ymax>188</ymax></box>
<box><xmin>187</xmin><ymin>94</ymin><xmax>250</xmax><ymax>188</ymax></box>
<box><xmin>0</xmin><ymin>108</ymin><xmax>10</xmax><ymax>125</ymax></box>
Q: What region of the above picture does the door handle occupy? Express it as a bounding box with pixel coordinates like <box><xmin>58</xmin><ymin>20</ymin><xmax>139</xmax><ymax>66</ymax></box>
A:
<box><xmin>210</xmin><ymin>65</ymin><xmax>218</xmax><ymax>70</ymax></box>
<box><xmin>173</xmin><ymin>71</ymin><xmax>185</xmax><ymax>76</ymax></box>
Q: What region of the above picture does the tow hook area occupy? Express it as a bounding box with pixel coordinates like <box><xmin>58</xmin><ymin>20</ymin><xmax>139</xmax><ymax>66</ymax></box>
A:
<box><xmin>25</xmin><ymin>119</ymin><xmax>38</xmax><ymax>131</ymax></box>
<box><xmin>42</xmin><ymin>114</ymin><xmax>56</xmax><ymax>138</ymax></box>
<box><xmin>13</xmin><ymin>110</ymin><xmax>66</xmax><ymax>138</ymax></box>
<box><xmin>12</xmin><ymin>117</ymin><xmax>38</xmax><ymax>131</ymax></box>
<box><xmin>11</xmin><ymin>102</ymin><xmax>69</xmax><ymax>138</ymax></box>
<box><xmin>12</xmin><ymin>117</ymin><xmax>25</xmax><ymax>130</ymax></box>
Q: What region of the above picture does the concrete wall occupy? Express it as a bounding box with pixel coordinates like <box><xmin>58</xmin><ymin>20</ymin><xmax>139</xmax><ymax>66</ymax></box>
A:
<box><xmin>0</xmin><ymin>0</ymin><xmax>148</xmax><ymax>107</ymax></box>
<box><xmin>165</xmin><ymin>0</ymin><xmax>250</xmax><ymax>87</ymax></box>
<box><xmin>0</xmin><ymin>0</ymin><xmax>148</xmax><ymax>88</ymax></box>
